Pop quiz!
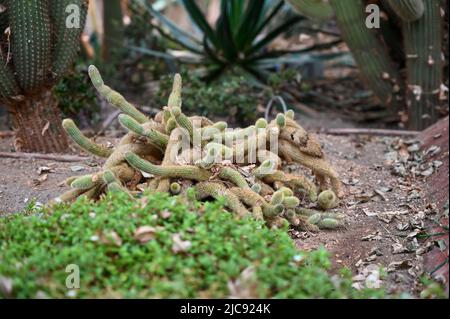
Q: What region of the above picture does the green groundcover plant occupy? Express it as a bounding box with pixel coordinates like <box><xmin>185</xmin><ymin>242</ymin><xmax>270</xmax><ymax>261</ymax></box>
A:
<box><xmin>0</xmin><ymin>192</ymin><xmax>385</xmax><ymax>299</ymax></box>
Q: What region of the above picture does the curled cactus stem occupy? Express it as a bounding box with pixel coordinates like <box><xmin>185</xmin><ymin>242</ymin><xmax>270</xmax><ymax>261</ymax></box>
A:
<box><xmin>283</xmin><ymin>196</ymin><xmax>300</xmax><ymax>209</ymax></box>
<box><xmin>62</xmin><ymin>119</ymin><xmax>112</xmax><ymax>158</ymax></box>
<box><xmin>71</xmin><ymin>174</ymin><xmax>102</xmax><ymax>190</ymax></box>
<box><xmin>168</xmin><ymin>73</ymin><xmax>182</xmax><ymax>109</ymax></box>
<box><xmin>118</xmin><ymin>114</ymin><xmax>169</xmax><ymax>150</ymax></box>
<box><xmin>317</xmin><ymin>218</ymin><xmax>342</xmax><ymax>230</ymax></box>
<box><xmin>88</xmin><ymin>65</ymin><xmax>148</xmax><ymax>124</ymax></box>
<box><xmin>270</xmin><ymin>190</ymin><xmax>285</xmax><ymax>206</ymax></box>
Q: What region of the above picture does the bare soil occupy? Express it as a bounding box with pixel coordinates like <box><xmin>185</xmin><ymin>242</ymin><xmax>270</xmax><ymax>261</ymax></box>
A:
<box><xmin>0</xmin><ymin>124</ymin><xmax>448</xmax><ymax>297</ymax></box>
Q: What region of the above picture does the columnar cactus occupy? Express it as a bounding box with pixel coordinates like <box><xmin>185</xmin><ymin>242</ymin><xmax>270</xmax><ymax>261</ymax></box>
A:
<box><xmin>0</xmin><ymin>0</ymin><xmax>89</xmax><ymax>153</ymax></box>
<box><xmin>53</xmin><ymin>66</ymin><xmax>345</xmax><ymax>232</ymax></box>
<box><xmin>288</xmin><ymin>0</ymin><xmax>445</xmax><ymax>130</ymax></box>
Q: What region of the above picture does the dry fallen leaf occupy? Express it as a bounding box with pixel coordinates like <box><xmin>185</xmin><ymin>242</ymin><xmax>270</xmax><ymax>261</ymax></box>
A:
<box><xmin>134</xmin><ymin>226</ymin><xmax>161</xmax><ymax>244</ymax></box>
<box><xmin>37</xmin><ymin>166</ymin><xmax>54</xmax><ymax>175</ymax></box>
<box><xmin>100</xmin><ymin>230</ymin><xmax>122</xmax><ymax>247</ymax></box>
<box><xmin>228</xmin><ymin>266</ymin><xmax>259</xmax><ymax>299</ymax></box>
<box><xmin>0</xmin><ymin>276</ymin><xmax>13</xmax><ymax>297</ymax></box>
<box><xmin>171</xmin><ymin>233</ymin><xmax>192</xmax><ymax>253</ymax></box>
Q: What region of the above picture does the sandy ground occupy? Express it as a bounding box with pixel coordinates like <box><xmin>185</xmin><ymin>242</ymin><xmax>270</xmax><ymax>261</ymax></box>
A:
<box><xmin>0</xmin><ymin>130</ymin><xmax>448</xmax><ymax>297</ymax></box>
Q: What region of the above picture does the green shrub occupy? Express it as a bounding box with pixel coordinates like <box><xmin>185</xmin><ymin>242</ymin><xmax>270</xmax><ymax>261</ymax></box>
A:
<box><xmin>0</xmin><ymin>192</ymin><xmax>384</xmax><ymax>299</ymax></box>
<box><xmin>156</xmin><ymin>71</ymin><xmax>266</xmax><ymax>125</ymax></box>
<box><xmin>54</xmin><ymin>63</ymin><xmax>99</xmax><ymax>126</ymax></box>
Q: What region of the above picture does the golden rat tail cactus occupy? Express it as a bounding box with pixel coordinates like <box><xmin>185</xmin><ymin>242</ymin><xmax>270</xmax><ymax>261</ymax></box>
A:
<box><xmin>0</xmin><ymin>0</ymin><xmax>89</xmax><ymax>153</ymax></box>
<box><xmin>54</xmin><ymin>66</ymin><xmax>344</xmax><ymax>232</ymax></box>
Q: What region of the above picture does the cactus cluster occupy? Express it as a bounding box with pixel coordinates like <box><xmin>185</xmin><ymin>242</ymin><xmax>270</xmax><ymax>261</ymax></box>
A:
<box><xmin>54</xmin><ymin>66</ymin><xmax>345</xmax><ymax>232</ymax></box>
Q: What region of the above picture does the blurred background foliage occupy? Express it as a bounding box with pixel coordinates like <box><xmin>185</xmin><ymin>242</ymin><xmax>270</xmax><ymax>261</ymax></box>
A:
<box><xmin>3</xmin><ymin>0</ymin><xmax>446</xmax><ymax>132</ymax></box>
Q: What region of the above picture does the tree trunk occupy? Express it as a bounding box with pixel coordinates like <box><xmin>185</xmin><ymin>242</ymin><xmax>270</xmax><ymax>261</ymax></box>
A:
<box><xmin>6</xmin><ymin>90</ymin><xmax>69</xmax><ymax>153</ymax></box>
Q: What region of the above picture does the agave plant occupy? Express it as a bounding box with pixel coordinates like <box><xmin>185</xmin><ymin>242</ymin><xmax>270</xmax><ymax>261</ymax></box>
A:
<box><xmin>133</xmin><ymin>0</ymin><xmax>339</xmax><ymax>82</ymax></box>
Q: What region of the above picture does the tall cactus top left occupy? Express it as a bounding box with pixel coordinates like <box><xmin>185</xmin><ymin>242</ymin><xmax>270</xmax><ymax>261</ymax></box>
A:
<box><xmin>0</xmin><ymin>0</ymin><xmax>89</xmax><ymax>97</ymax></box>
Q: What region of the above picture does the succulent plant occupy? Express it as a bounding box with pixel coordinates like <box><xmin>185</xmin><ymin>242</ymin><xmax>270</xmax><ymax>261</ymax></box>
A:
<box><xmin>55</xmin><ymin>65</ymin><xmax>345</xmax><ymax>231</ymax></box>
<box><xmin>0</xmin><ymin>0</ymin><xmax>88</xmax><ymax>153</ymax></box>
<box><xmin>288</xmin><ymin>0</ymin><xmax>445</xmax><ymax>129</ymax></box>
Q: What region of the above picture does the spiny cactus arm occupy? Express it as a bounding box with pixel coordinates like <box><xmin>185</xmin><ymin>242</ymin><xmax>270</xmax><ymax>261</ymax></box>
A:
<box><xmin>252</xmin><ymin>205</ymin><xmax>264</xmax><ymax>221</ymax></box>
<box><xmin>50</xmin><ymin>188</ymin><xmax>87</xmax><ymax>204</ymax></box>
<box><xmin>253</xmin><ymin>159</ymin><xmax>277</xmax><ymax>178</ymax></box>
<box><xmin>107</xmin><ymin>182</ymin><xmax>135</xmax><ymax>199</ymax></box>
<box><xmin>79</xmin><ymin>184</ymin><xmax>104</xmax><ymax>200</ymax></box>
<box><xmin>157</xmin><ymin>128</ymin><xmax>183</xmax><ymax>191</ymax></box>
<box><xmin>125</xmin><ymin>151</ymin><xmax>212</xmax><ymax>181</ymax></box>
<box><xmin>403</xmin><ymin>0</ymin><xmax>443</xmax><ymax>130</ymax></box>
<box><xmin>8</xmin><ymin>0</ymin><xmax>51</xmax><ymax>90</ymax></box>
<box><xmin>284</xmin><ymin>209</ymin><xmax>300</xmax><ymax>226</ymax></box>
<box><xmin>206</xmin><ymin>142</ymin><xmax>233</xmax><ymax>159</ymax></box>
<box><xmin>255</xmin><ymin>179</ymin><xmax>275</xmax><ymax>196</ymax></box>
<box><xmin>297</xmin><ymin>215</ymin><xmax>320</xmax><ymax>232</ymax></box>
<box><xmin>387</xmin><ymin>0</ymin><xmax>424</xmax><ymax>22</ymax></box>
<box><xmin>50</xmin><ymin>0</ymin><xmax>89</xmax><ymax>80</ymax></box>
<box><xmin>278</xmin><ymin>187</ymin><xmax>294</xmax><ymax>197</ymax></box>
<box><xmin>283</xmin><ymin>196</ymin><xmax>300</xmax><ymax>209</ymax></box>
<box><xmin>284</xmin><ymin>173</ymin><xmax>318</xmax><ymax>202</ymax></box>
<box><xmin>230</xmin><ymin>188</ymin><xmax>283</xmax><ymax>218</ymax></box>
<box><xmin>0</xmin><ymin>57</ymin><xmax>20</xmax><ymax>98</ymax></box>
<box><xmin>195</xmin><ymin>182</ymin><xmax>249</xmax><ymax>217</ymax></box>
<box><xmin>317</xmin><ymin>190</ymin><xmax>339</xmax><ymax>209</ymax></box>
<box><xmin>195</xmin><ymin>148</ymin><xmax>216</xmax><ymax>169</ymax></box>
<box><xmin>270</xmin><ymin>190</ymin><xmax>285</xmax><ymax>205</ymax></box>
<box><xmin>156</xmin><ymin>179</ymin><xmax>171</xmax><ymax>192</ymax></box>
<box><xmin>279</xmin><ymin>140</ymin><xmax>342</xmax><ymax>197</ymax></box>
<box><xmin>317</xmin><ymin>218</ymin><xmax>342</xmax><ymax>229</ymax></box>
<box><xmin>171</xmin><ymin>107</ymin><xmax>193</xmax><ymax>139</ymax></box>
<box><xmin>218</xmin><ymin>167</ymin><xmax>250</xmax><ymax>189</ymax></box>
<box><xmin>165</xmin><ymin>117</ymin><xmax>177</xmax><ymax>134</ymax></box>
<box><xmin>102</xmin><ymin>170</ymin><xmax>121</xmax><ymax>185</ymax></box>
<box><xmin>88</xmin><ymin>65</ymin><xmax>148</xmax><ymax>123</ymax></box>
<box><xmin>168</xmin><ymin>74</ymin><xmax>182</xmax><ymax>109</ymax></box>
<box><xmin>266</xmin><ymin>216</ymin><xmax>289</xmax><ymax>229</ymax></box>
<box><xmin>70</xmin><ymin>173</ymin><xmax>103</xmax><ymax>189</ymax></box>
<box><xmin>255</xmin><ymin>150</ymin><xmax>280</xmax><ymax>167</ymax></box>
<box><xmin>200</xmin><ymin>122</ymin><xmax>228</xmax><ymax>140</ymax></box>
<box><xmin>296</xmin><ymin>208</ymin><xmax>343</xmax><ymax>229</ymax></box>
<box><xmin>62</xmin><ymin>119</ymin><xmax>113</xmax><ymax>157</ymax></box>
<box><xmin>286</xmin><ymin>0</ymin><xmax>334</xmax><ymax>20</ymax></box>
<box><xmin>307</xmin><ymin>213</ymin><xmax>322</xmax><ymax>225</ymax></box>
<box><xmin>330</xmin><ymin>0</ymin><xmax>403</xmax><ymax>111</ymax></box>
<box><xmin>118</xmin><ymin>114</ymin><xmax>169</xmax><ymax>149</ymax></box>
